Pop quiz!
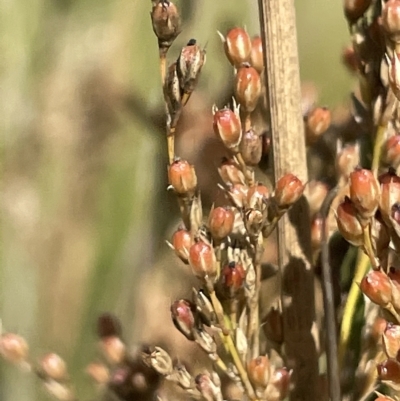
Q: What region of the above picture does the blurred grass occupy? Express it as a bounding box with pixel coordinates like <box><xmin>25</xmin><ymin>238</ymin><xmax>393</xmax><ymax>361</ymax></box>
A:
<box><xmin>1</xmin><ymin>1</ymin><xmax>354</xmax><ymax>400</ymax></box>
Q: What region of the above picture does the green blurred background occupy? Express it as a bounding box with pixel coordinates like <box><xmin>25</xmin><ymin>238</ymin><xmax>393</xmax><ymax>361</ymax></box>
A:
<box><xmin>1</xmin><ymin>0</ymin><xmax>353</xmax><ymax>400</ymax></box>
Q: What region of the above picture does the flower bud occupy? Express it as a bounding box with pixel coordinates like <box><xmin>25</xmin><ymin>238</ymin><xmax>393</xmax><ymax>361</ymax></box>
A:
<box><xmin>360</xmin><ymin>270</ymin><xmax>392</xmax><ymax>307</ymax></box>
<box><xmin>336</xmin><ymin>143</ymin><xmax>360</xmax><ymax>181</ymax></box>
<box><xmin>250</xmin><ymin>36</ymin><xmax>263</xmax><ymax>73</ymax></box>
<box><xmin>213</xmin><ymin>106</ymin><xmax>242</xmax><ymax>153</ymax></box>
<box><xmin>383</xmin><ymin>323</ymin><xmax>400</xmax><ymax>359</ymax></box>
<box><xmin>387</xmin><ymin>52</ymin><xmax>400</xmax><ymax>101</ymax></box>
<box><xmin>171</xmin><ymin>227</ymin><xmax>191</xmax><ymax>263</ymax></box>
<box><xmin>382</xmin><ymin>0</ymin><xmax>400</xmax><ymax>43</ymax></box>
<box><xmin>218</xmin><ymin>158</ymin><xmax>246</xmax><ymax>185</ymax></box>
<box><xmin>221</xmin><ymin>262</ymin><xmax>246</xmax><ymax>297</ymax></box>
<box><xmin>383</xmin><ymin>135</ymin><xmax>400</xmax><ymax>169</ymax></box>
<box><xmin>336</xmin><ymin>197</ymin><xmax>364</xmax><ymax>246</ymax></box>
<box><xmin>151</xmin><ymin>0</ymin><xmax>181</xmax><ymax>50</ymax></box>
<box><xmin>247</xmin><ymin>356</ymin><xmax>271</xmax><ymax>388</ymax></box>
<box><xmin>379</xmin><ymin>169</ymin><xmax>400</xmax><ymax>225</ymax></box>
<box><xmin>234</xmin><ymin>64</ymin><xmax>261</xmax><ymax>113</ymax></box>
<box><xmin>208</xmin><ymin>206</ymin><xmax>235</xmax><ymax>240</ymax></box>
<box><xmin>168</xmin><ymin>159</ymin><xmax>197</xmax><ymax>195</ymax></box>
<box><xmin>305</xmin><ymin>107</ymin><xmax>331</xmax><ymax>146</ymax></box>
<box><xmin>239</xmin><ymin>129</ymin><xmax>263</xmax><ymax>166</ymax></box>
<box><xmin>275</xmin><ymin>173</ymin><xmax>304</xmax><ymax>208</ymax></box>
<box><xmin>86</xmin><ymin>362</ymin><xmax>110</xmax><ymax>385</ymax></box>
<box><xmin>177</xmin><ymin>39</ymin><xmax>206</xmax><ymax>105</ymax></box>
<box><xmin>247</xmin><ymin>182</ymin><xmax>270</xmax><ymax>210</ymax></box>
<box><xmin>189</xmin><ymin>239</ymin><xmax>217</xmax><ymax>281</ymax></box>
<box><xmin>222</xmin><ymin>27</ymin><xmax>252</xmax><ymax>67</ymax></box>
<box><xmin>40</xmin><ymin>353</ymin><xmax>67</xmax><ymax>381</ymax></box>
<box><xmin>0</xmin><ymin>333</ymin><xmax>28</xmax><ymax>364</ymax></box>
<box><xmin>99</xmin><ymin>336</ymin><xmax>126</xmax><ymax>364</ymax></box>
<box><xmin>349</xmin><ymin>167</ymin><xmax>380</xmax><ymax>220</ymax></box>
<box><xmin>377</xmin><ymin>358</ymin><xmax>400</xmax><ymax>383</ymax></box>
<box><xmin>344</xmin><ymin>0</ymin><xmax>371</xmax><ymax>24</ymax></box>
<box><xmin>170</xmin><ymin>299</ymin><xmax>197</xmax><ymax>340</ymax></box>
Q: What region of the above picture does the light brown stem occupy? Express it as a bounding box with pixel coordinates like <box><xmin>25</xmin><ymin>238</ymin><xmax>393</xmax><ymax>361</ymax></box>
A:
<box><xmin>258</xmin><ymin>1</ymin><xmax>318</xmax><ymax>400</ymax></box>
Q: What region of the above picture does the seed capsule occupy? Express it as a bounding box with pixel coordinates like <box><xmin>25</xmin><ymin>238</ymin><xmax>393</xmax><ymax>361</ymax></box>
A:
<box><xmin>0</xmin><ymin>333</ymin><xmax>28</xmax><ymax>364</ymax></box>
<box><xmin>208</xmin><ymin>206</ymin><xmax>235</xmax><ymax>240</ymax></box>
<box><xmin>342</xmin><ymin>45</ymin><xmax>360</xmax><ymax>73</ymax></box>
<box><xmin>188</xmin><ymin>239</ymin><xmax>217</xmax><ymax>281</ymax></box>
<box><xmin>269</xmin><ymin>367</ymin><xmax>291</xmax><ymax>400</ymax></box>
<box><xmin>382</xmin><ymin>0</ymin><xmax>400</xmax><ymax>43</ymax></box>
<box><xmin>223</xmin><ymin>27</ymin><xmax>252</xmax><ymax>67</ymax></box>
<box><xmin>305</xmin><ymin>107</ymin><xmax>331</xmax><ymax>146</ymax></box>
<box><xmin>168</xmin><ymin>159</ymin><xmax>197</xmax><ymax>195</ymax></box>
<box><xmin>306</xmin><ymin>180</ymin><xmax>329</xmax><ymax>216</ymax></box>
<box><xmin>377</xmin><ymin>358</ymin><xmax>400</xmax><ymax>383</ymax></box>
<box><xmin>247</xmin><ymin>356</ymin><xmax>270</xmax><ymax>388</ymax></box>
<box><xmin>151</xmin><ymin>0</ymin><xmax>181</xmax><ymax>50</ymax></box>
<box><xmin>247</xmin><ymin>182</ymin><xmax>270</xmax><ymax>210</ymax></box>
<box><xmin>213</xmin><ymin>106</ymin><xmax>242</xmax><ymax>153</ymax></box>
<box><xmin>239</xmin><ymin>129</ymin><xmax>263</xmax><ymax>166</ymax></box>
<box><xmin>336</xmin><ymin>143</ymin><xmax>360</xmax><ymax>181</ymax></box>
<box><xmin>40</xmin><ymin>353</ymin><xmax>67</xmax><ymax>381</ymax></box>
<box><xmin>379</xmin><ymin>169</ymin><xmax>400</xmax><ymax>225</ymax></box>
<box><xmin>250</xmin><ymin>36</ymin><xmax>263</xmax><ymax>73</ymax></box>
<box><xmin>97</xmin><ymin>313</ymin><xmax>122</xmax><ymax>338</ymax></box>
<box><xmin>383</xmin><ymin>323</ymin><xmax>400</xmax><ymax>359</ymax></box>
<box><xmin>86</xmin><ymin>362</ymin><xmax>110</xmax><ymax>384</ymax></box>
<box><xmin>275</xmin><ymin>173</ymin><xmax>304</xmax><ymax>208</ymax></box>
<box><xmin>384</xmin><ymin>135</ymin><xmax>400</xmax><ymax>169</ymax></box>
<box><xmin>387</xmin><ymin>53</ymin><xmax>400</xmax><ymax>101</ymax></box>
<box><xmin>171</xmin><ymin>227</ymin><xmax>191</xmax><ymax>263</ymax></box>
<box><xmin>311</xmin><ymin>215</ymin><xmax>324</xmax><ymax>251</ymax></box>
<box><xmin>349</xmin><ymin>168</ymin><xmax>380</xmax><ymax>220</ymax></box>
<box><xmin>170</xmin><ymin>299</ymin><xmax>197</xmax><ymax>340</ymax></box>
<box><xmin>360</xmin><ymin>270</ymin><xmax>392</xmax><ymax>307</ymax></box>
<box><xmin>344</xmin><ymin>0</ymin><xmax>371</xmax><ymax>24</ymax></box>
<box><xmin>336</xmin><ymin>197</ymin><xmax>363</xmax><ymax>246</ymax></box>
<box><xmin>99</xmin><ymin>336</ymin><xmax>126</xmax><ymax>365</ymax></box>
<box><xmin>234</xmin><ymin>64</ymin><xmax>261</xmax><ymax>113</ymax></box>
<box><xmin>218</xmin><ymin>158</ymin><xmax>246</xmax><ymax>185</ymax></box>
<box><xmin>221</xmin><ymin>262</ymin><xmax>246</xmax><ymax>297</ymax></box>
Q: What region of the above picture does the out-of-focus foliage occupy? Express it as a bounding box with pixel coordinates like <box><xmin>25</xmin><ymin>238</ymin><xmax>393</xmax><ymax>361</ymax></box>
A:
<box><xmin>0</xmin><ymin>0</ymin><xmax>352</xmax><ymax>400</ymax></box>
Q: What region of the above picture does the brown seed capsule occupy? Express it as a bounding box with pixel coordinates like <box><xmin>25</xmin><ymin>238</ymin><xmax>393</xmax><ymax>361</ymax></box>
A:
<box><xmin>97</xmin><ymin>313</ymin><xmax>122</xmax><ymax>339</ymax></box>
<box><xmin>336</xmin><ymin>196</ymin><xmax>364</xmax><ymax>246</ymax></box>
<box><xmin>40</xmin><ymin>353</ymin><xmax>67</xmax><ymax>381</ymax></box>
<box><xmin>384</xmin><ymin>135</ymin><xmax>400</xmax><ymax>168</ymax></box>
<box><xmin>208</xmin><ymin>206</ymin><xmax>235</xmax><ymax>240</ymax></box>
<box><xmin>188</xmin><ymin>239</ymin><xmax>217</xmax><ymax>281</ymax></box>
<box><xmin>170</xmin><ymin>299</ymin><xmax>197</xmax><ymax>340</ymax></box>
<box><xmin>360</xmin><ymin>270</ymin><xmax>392</xmax><ymax>307</ymax></box>
<box><xmin>247</xmin><ymin>356</ymin><xmax>271</xmax><ymax>388</ymax></box>
<box><xmin>177</xmin><ymin>39</ymin><xmax>206</xmax><ymax>104</ymax></box>
<box><xmin>387</xmin><ymin>53</ymin><xmax>400</xmax><ymax>101</ymax></box>
<box><xmin>377</xmin><ymin>358</ymin><xmax>400</xmax><ymax>383</ymax></box>
<box><xmin>250</xmin><ymin>36</ymin><xmax>263</xmax><ymax>73</ymax></box>
<box><xmin>383</xmin><ymin>323</ymin><xmax>400</xmax><ymax>359</ymax></box>
<box><xmin>171</xmin><ymin>227</ymin><xmax>191</xmax><ymax>263</ymax></box>
<box><xmin>0</xmin><ymin>333</ymin><xmax>28</xmax><ymax>364</ymax></box>
<box><xmin>223</xmin><ymin>27</ymin><xmax>252</xmax><ymax>67</ymax></box>
<box><xmin>262</xmin><ymin>307</ymin><xmax>283</xmax><ymax>344</ymax></box>
<box><xmin>275</xmin><ymin>173</ymin><xmax>304</xmax><ymax>208</ymax></box>
<box><xmin>213</xmin><ymin>106</ymin><xmax>242</xmax><ymax>152</ymax></box>
<box><xmin>218</xmin><ymin>157</ymin><xmax>246</xmax><ymax>185</ymax></box>
<box><xmin>349</xmin><ymin>168</ymin><xmax>380</xmax><ymax>220</ymax></box>
<box><xmin>86</xmin><ymin>362</ymin><xmax>110</xmax><ymax>385</ymax></box>
<box><xmin>247</xmin><ymin>182</ymin><xmax>270</xmax><ymax>210</ymax></box>
<box><xmin>151</xmin><ymin>0</ymin><xmax>181</xmax><ymax>51</ymax></box>
<box><xmin>168</xmin><ymin>159</ymin><xmax>197</xmax><ymax>195</ymax></box>
<box><xmin>344</xmin><ymin>0</ymin><xmax>372</xmax><ymax>24</ymax></box>
<box><xmin>336</xmin><ymin>143</ymin><xmax>360</xmax><ymax>181</ymax></box>
<box><xmin>221</xmin><ymin>262</ymin><xmax>246</xmax><ymax>297</ymax></box>
<box><xmin>239</xmin><ymin>129</ymin><xmax>263</xmax><ymax>166</ymax></box>
<box><xmin>234</xmin><ymin>64</ymin><xmax>261</xmax><ymax>113</ymax></box>
<box><xmin>305</xmin><ymin>107</ymin><xmax>331</xmax><ymax>146</ymax></box>
<box><xmin>99</xmin><ymin>336</ymin><xmax>126</xmax><ymax>365</ymax></box>
<box><xmin>382</xmin><ymin>0</ymin><xmax>400</xmax><ymax>43</ymax></box>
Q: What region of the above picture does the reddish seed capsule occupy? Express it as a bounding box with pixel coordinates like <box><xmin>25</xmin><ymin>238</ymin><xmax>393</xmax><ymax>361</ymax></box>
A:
<box><xmin>384</xmin><ymin>135</ymin><xmax>400</xmax><ymax>168</ymax></box>
<box><xmin>247</xmin><ymin>356</ymin><xmax>271</xmax><ymax>388</ymax></box>
<box><xmin>0</xmin><ymin>333</ymin><xmax>29</xmax><ymax>364</ymax></box>
<box><xmin>172</xmin><ymin>227</ymin><xmax>191</xmax><ymax>263</ymax></box>
<box><xmin>223</xmin><ymin>27</ymin><xmax>252</xmax><ymax>67</ymax></box>
<box><xmin>221</xmin><ymin>262</ymin><xmax>246</xmax><ymax>297</ymax></box>
<box><xmin>377</xmin><ymin>358</ymin><xmax>400</xmax><ymax>383</ymax></box>
<box><xmin>344</xmin><ymin>0</ymin><xmax>372</xmax><ymax>24</ymax></box>
<box><xmin>262</xmin><ymin>307</ymin><xmax>283</xmax><ymax>344</ymax></box>
<box><xmin>213</xmin><ymin>106</ymin><xmax>242</xmax><ymax>153</ymax></box>
<box><xmin>336</xmin><ymin>143</ymin><xmax>360</xmax><ymax>181</ymax></box>
<box><xmin>170</xmin><ymin>299</ymin><xmax>197</xmax><ymax>340</ymax></box>
<box><xmin>234</xmin><ymin>65</ymin><xmax>261</xmax><ymax>113</ymax></box>
<box><xmin>305</xmin><ymin>107</ymin><xmax>331</xmax><ymax>146</ymax></box>
<box><xmin>168</xmin><ymin>159</ymin><xmax>197</xmax><ymax>195</ymax></box>
<box><xmin>342</xmin><ymin>45</ymin><xmax>360</xmax><ymax>73</ymax></box>
<box><xmin>336</xmin><ymin>196</ymin><xmax>363</xmax><ymax>246</ymax></box>
<box><xmin>247</xmin><ymin>182</ymin><xmax>269</xmax><ymax>209</ymax></box>
<box><xmin>150</xmin><ymin>1</ymin><xmax>181</xmax><ymax>50</ymax></box>
<box><xmin>269</xmin><ymin>367</ymin><xmax>292</xmax><ymax>400</ymax></box>
<box><xmin>40</xmin><ymin>353</ymin><xmax>67</xmax><ymax>381</ymax></box>
<box><xmin>208</xmin><ymin>206</ymin><xmax>235</xmax><ymax>240</ymax></box>
<box><xmin>382</xmin><ymin>0</ymin><xmax>400</xmax><ymax>43</ymax></box>
<box><xmin>239</xmin><ymin>129</ymin><xmax>263</xmax><ymax>166</ymax></box>
<box><xmin>250</xmin><ymin>36</ymin><xmax>263</xmax><ymax>73</ymax></box>
<box><xmin>383</xmin><ymin>323</ymin><xmax>400</xmax><ymax>359</ymax></box>
<box><xmin>218</xmin><ymin>158</ymin><xmax>246</xmax><ymax>185</ymax></box>
<box><xmin>188</xmin><ymin>239</ymin><xmax>217</xmax><ymax>281</ymax></box>
<box><xmin>349</xmin><ymin>168</ymin><xmax>380</xmax><ymax>220</ymax></box>
<box><xmin>275</xmin><ymin>173</ymin><xmax>304</xmax><ymax>208</ymax></box>
<box><xmin>360</xmin><ymin>270</ymin><xmax>392</xmax><ymax>307</ymax></box>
